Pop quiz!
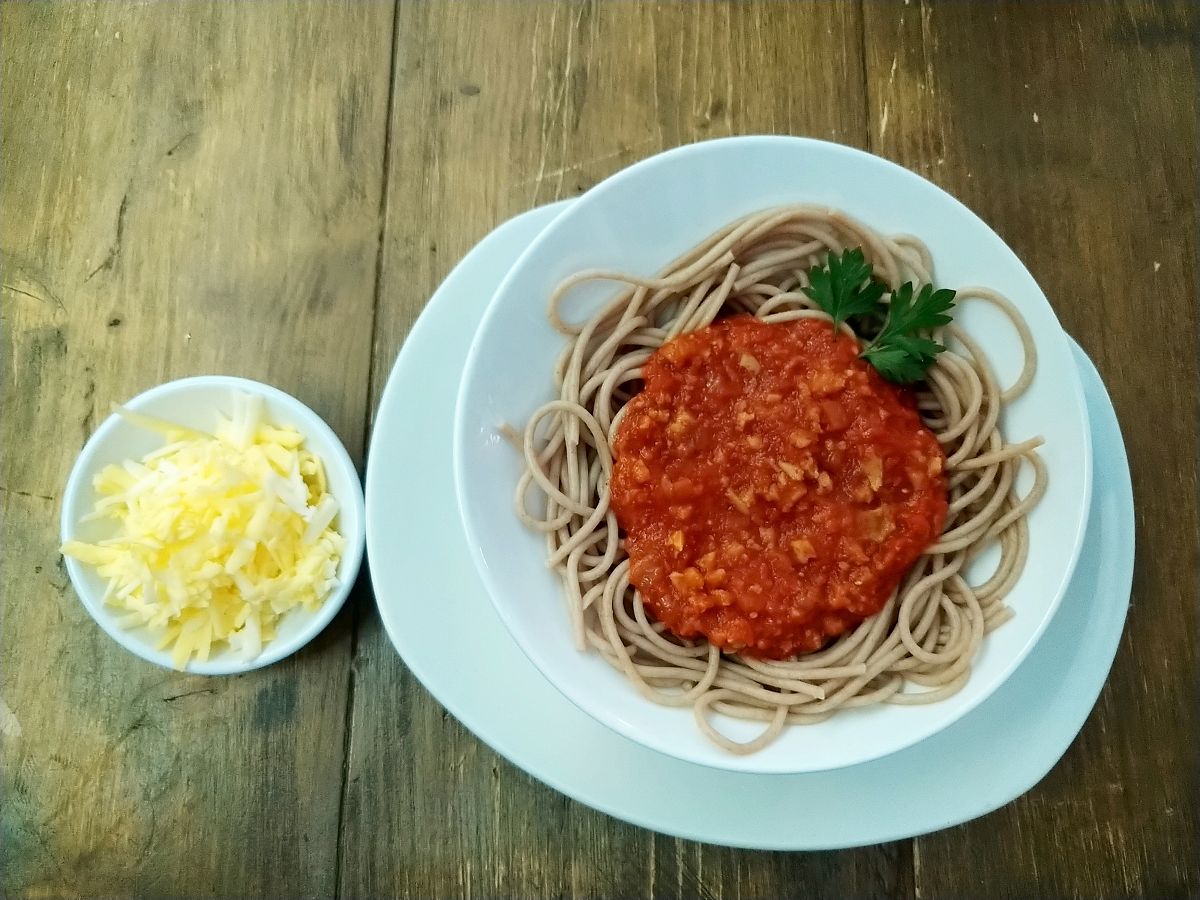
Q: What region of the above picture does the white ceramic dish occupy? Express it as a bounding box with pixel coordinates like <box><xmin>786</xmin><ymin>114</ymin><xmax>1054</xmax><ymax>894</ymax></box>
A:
<box><xmin>367</xmin><ymin>201</ymin><xmax>1132</xmax><ymax>848</ymax></box>
<box><xmin>454</xmin><ymin>137</ymin><xmax>1093</xmax><ymax>774</ymax></box>
<box><xmin>60</xmin><ymin>375</ymin><xmax>366</xmax><ymax>675</ymax></box>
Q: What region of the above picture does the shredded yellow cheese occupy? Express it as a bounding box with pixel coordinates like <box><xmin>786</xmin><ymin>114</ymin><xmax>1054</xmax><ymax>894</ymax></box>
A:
<box><xmin>63</xmin><ymin>392</ymin><xmax>344</xmax><ymax>669</ymax></box>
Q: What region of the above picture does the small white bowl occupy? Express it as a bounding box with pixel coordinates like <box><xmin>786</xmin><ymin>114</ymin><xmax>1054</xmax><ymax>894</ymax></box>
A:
<box><xmin>454</xmin><ymin>136</ymin><xmax>1093</xmax><ymax>774</ymax></box>
<box><xmin>60</xmin><ymin>375</ymin><xmax>365</xmax><ymax>675</ymax></box>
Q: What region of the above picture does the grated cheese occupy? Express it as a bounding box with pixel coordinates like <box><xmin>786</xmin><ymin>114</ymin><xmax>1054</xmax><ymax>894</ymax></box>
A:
<box><xmin>63</xmin><ymin>392</ymin><xmax>345</xmax><ymax>669</ymax></box>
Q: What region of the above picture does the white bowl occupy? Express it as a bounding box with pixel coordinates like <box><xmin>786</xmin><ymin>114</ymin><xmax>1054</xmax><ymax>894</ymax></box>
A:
<box><xmin>454</xmin><ymin>136</ymin><xmax>1093</xmax><ymax>774</ymax></box>
<box><xmin>60</xmin><ymin>375</ymin><xmax>366</xmax><ymax>675</ymax></box>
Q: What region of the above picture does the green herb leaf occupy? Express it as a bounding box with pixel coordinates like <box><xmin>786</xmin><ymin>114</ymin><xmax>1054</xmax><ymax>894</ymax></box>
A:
<box><xmin>860</xmin><ymin>282</ymin><xmax>957</xmax><ymax>384</ymax></box>
<box><xmin>802</xmin><ymin>248</ymin><xmax>886</xmax><ymax>332</ymax></box>
<box><xmin>803</xmin><ymin>249</ymin><xmax>957</xmax><ymax>384</ymax></box>
<box><xmin>877</xmin><ymin>282</ymin><xmax>956</xmax><ymax>337</ymax></box>
<box><xmin>858</xmin><ymin>345</ymin><xmax>928</xmax><ymax>384</ymax></box>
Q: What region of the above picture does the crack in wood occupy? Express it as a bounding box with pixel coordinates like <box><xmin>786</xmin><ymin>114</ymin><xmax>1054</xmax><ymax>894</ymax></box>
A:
<box><xmin>80</xmin><ymin>371</ymin><xmax>96</xmax><ymax>439</ymax></box>
<box><xmin>0</xmin><ymin>485</ymin><xmax>54</xmax><ymax>503</ymax></box>
<box><xmin>164</xmin><ymin>131</ymin><xmax>196</xmax><ymax>157</ymax></box>
<box><xmin>161</xmin><ymin>688</ymin><xmax>216</xmax><ymax>703</ymax></box>
<box><xmin>1</xmin><ymin>263</ymin><xmax>66</xmax><ymax>313</ymax></box>
<box><xmin>3</xmin><ymin>285</ymin><xmax>54</xmax><ymax>308</ymax></box>
<box><xmin>84</xmin><ymin>187</ymin><xmax>131</xmax><ymax>282</ymax></box>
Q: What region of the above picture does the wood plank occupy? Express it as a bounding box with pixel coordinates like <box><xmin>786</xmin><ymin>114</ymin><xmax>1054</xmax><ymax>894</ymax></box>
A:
<box><xmin>344</xmin><ymin>2</ymin><xmax>910</xmax><ymax>897</ymax></box>
<box><xmin>861</xmin><ymin>1</ymin><xmax>1199</xmax><ymax>896</ymax></box>
<box><xmin>0</xmin><ymin>2</ymin><xmax>394</xmax><ymax>895</ymax></box>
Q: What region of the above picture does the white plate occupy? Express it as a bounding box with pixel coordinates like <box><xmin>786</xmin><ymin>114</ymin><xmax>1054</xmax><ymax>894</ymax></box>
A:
<box><xmin>453</xmin><ymin>137</ymin><xmax>1093</xmax><ymax>773</ymax></box>
<box><xmin>366</xmin><ymin>201</ymin><xmax>1132</xmax><ymax>849</ymax></box>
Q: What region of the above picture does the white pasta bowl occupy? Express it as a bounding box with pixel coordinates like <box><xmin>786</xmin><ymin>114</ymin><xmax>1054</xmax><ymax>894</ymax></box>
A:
<box><xmin>453</xmin><ymin>136</ymin><xmax>1092</xmax><ymax>774</ymax></box>
<box><xmin>60</xmin><ymin>375</ymin><xmax>366</xmax><ymax>675</ymax></box>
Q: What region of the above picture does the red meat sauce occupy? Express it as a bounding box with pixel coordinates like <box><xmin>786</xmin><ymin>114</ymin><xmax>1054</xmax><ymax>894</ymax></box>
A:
<box><xmin>609</xmin><ymin>316</ymin><xmax>948</xmax><ymax>660</ymax></box>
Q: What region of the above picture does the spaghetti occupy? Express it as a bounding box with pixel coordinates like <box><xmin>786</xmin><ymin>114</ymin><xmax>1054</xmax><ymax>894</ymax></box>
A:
<box><xmin>515</xmin><ymin>205</ymin><xmax>1047</xmax><ymax>754</ymax></box>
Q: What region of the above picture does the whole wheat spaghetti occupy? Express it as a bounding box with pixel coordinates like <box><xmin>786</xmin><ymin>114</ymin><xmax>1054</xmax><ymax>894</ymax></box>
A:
<box><xmin>515</xmin><ymin>205</ymin><xmax>1046</xmax><ymax>754</ymax></box>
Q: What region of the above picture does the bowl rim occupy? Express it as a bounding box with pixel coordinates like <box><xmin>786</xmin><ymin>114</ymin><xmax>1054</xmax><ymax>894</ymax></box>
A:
<box><xmin>60</xmin><ymin>374</ymin><xmax>366</xmax><ymax>675</ymax></box>
<box><xmin>453</xmin><ymin>134</ymin><xmax>1094</xmax><ymax>774</ymax></box>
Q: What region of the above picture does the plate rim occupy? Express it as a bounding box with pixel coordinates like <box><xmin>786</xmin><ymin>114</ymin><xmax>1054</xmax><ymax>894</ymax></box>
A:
<box><xmin>452</xmin><ymin>136</ymin><xmax>1095</xmax><ymax>774</ymax></box>
<box><xmin>366</xmin><ymin>200</ymin><xmax>1131</xmax><ymax>850</ymax></box>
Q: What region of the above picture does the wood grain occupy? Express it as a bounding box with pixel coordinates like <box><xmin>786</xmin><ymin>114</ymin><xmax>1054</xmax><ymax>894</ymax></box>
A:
<box><xmin>0</xmin><ymin>2</ymin><xmax>393</xmax><ymax>896</ymax></box>
<box><xmin>2</xmin><ymin>0</ymin><xmax>1198</xmax><ymax>897</ymax></box>
<box><xmin>342</xmin><ymin>2</ymin><xmax>911</xmax><ymax>898</ymax></box>
<box><xmin>862</xmin><ymin>1</ymin><xmax>1199</xmax><ymax>897</ymax></box>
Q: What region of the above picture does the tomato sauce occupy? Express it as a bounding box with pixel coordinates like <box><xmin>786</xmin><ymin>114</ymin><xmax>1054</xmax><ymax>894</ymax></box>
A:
<box><xmin>610</xmin><ymin>316</ymin><xmax>948</xmax><ymax>659</ymax></box>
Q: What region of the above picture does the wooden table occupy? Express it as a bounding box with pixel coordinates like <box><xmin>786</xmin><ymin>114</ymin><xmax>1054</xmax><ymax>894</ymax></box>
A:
<box><xmin>3</xmin><ymin>2</ymin><xmax>1196</xmax><ymax>897</ymax></box>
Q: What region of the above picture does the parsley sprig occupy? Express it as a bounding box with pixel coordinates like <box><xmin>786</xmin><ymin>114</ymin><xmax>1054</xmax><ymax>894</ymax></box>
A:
<box><xmin>801</xmin><ymin>248</ymin><xmax>885</xmax><ymax>332</ymax></box>
<box><xmin>803</xmin><ymin>249</ymin><xmax>956</xmax><ymax>384</ymax></box>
